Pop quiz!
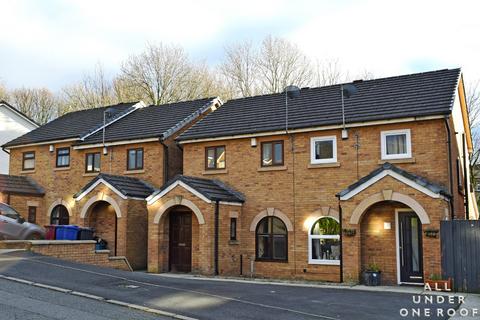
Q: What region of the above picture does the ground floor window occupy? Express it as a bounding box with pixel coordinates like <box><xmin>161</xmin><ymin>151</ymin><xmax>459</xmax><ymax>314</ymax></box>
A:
<box><xmin>27</xmin><ymin>206</ymin><xmax>36</xmax><ymax>223</ymax></box>
<box><xmin>256</xmin><ymin>216</ymin><xmax>287</xmax><ymax>261</ymax></box>
<box><xmin>50</xmin><ymin>205</ymin><xmax>69</xmax><ymax>225</ymax></box>
<box><xmin>309</xmin><ymin>217</ymin><xmax>340</xmax><ymax>264</ymax></box>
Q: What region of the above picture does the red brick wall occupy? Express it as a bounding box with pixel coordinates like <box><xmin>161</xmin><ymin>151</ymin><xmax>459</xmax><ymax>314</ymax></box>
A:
<box><xmin>86</xmin><ymin>201</ymin><xmax>116</xmax><ymax>251</ymax></box>
<box><xmin>29</xmin><ymin>241</ymin><xmax>131</xmax><ymax>271</ymax></box>
<box><xmin>360</xmin><ymin>202</ymin><xmax>408</xmax><ymax>285</ymax></box>
<box><xmin>179</xmin><ymin>119</ymin><xmax>453</xmax><ymax>281</ymax></box>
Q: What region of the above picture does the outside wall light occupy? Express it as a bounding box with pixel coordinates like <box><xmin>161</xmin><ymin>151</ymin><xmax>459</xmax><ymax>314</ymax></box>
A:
<box><xmin>383</xmin><ymin>222</ymin><xmax>391</xmax><ymax>230</ymax></box>
<box><xmin>49</xmin><ymin>145</ymin><xmax>54</xmax><ymax>152</ymax></box>
<box><xmin>251</xmin><ymin>138</ymin><xmax>257</xmax><ymax>147</ymax></box>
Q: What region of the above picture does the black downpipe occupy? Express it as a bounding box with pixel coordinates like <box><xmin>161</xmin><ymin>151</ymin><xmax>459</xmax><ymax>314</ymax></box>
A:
<box><xmin>214</xmin><ymin>201</ymin><xmax>219</xmax><ymax>276</ymax></box>
<box><xmin>114</xmin><ymin>215</ymin><xmax>118</xmax><ymax>256</ymax></box>
<box><xmin>462</xmin><ymin>134</ymin><xmax>470</xmax><ymax>219</ymax></box>
<box><xmin>161</xmin><ymin>141</ymin><xmax>169</xmax><ymax>184</ymax></box>
<box><xmin>445</xmin><ymin>118</ymin><xmax>455</xmax><ymax>220</ymax></box>
<box><xmin>337</xmin><ymin>199</ymin><xmax>343</xmax><ymax>283</ymax></box>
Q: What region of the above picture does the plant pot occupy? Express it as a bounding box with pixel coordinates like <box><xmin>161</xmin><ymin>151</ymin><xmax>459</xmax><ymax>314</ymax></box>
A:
<box><xmin>425</xmin><ymin>278</ymin><xmax>452</xmax><ymax>291</ymax></box>
<box><xmin>363</xmin><ymin>271</ymin><xmax>382</xmax><ymax>286</ymax></box>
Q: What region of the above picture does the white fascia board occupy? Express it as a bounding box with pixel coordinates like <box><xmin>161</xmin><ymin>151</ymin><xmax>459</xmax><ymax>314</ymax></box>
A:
<box><xmin>80</xmin><ymin>101</ymin><xmax>146</xmax><ymax>141</ymax></box>
<box><xmin>1</xmin><ymin>102</ymin><xmax>39</xmax><ymax>128</ymax></box>
<box><xmin>75</xmin><ymin>179</ymin><xmax>128</xmax><ymax>201</ymax></box>
<box><xmin>4</xmin><ymin>138</ymin><xmax>79</xmax><ymax>150</ymax></box>
<box><xmin>339</xmin><ymin>170</ymin><xmax>443</xmax><ymax>200</ymax></box>
<box><xmin>219</xmin><ymin>201</ymin><xmax>243</xmax><ymax>206</ymax></box>
<box><xmin>147</xmin><ymin>180</ymin><xmax>244</xmax><ymax>206</ymax></box>
<box><xmin>73</xmin><ymin>137</ymin><xmax>160</xmax><ymax>150</ymax></box>
<box><xmin>178</xmin><ymin>115</ymin><xmax>445</xmax><ymax>145</ymax></box>
<box><xmin>162</xmin><ymin>98</ymin><xmax>222</xmax><ymax>141</ymax></box>
<box><xmin>147</xmin><ymin>181</ymin><xmax>211</xmax><ymax>205</ymax></box>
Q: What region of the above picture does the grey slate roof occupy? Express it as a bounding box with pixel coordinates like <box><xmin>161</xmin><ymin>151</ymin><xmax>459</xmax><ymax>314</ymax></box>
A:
<box><xmin>0</xmin><ymin>174</ymin><xmax>45</xmax><ymax>196</ymax></box>
<box><xmin>77</xmin><ymin>98</ymin><xmax>216</xmax><ymax>145</ymax></box>
<box><xmin>336</xmin><ymin>162</ymin><xmax>451</xmax><ymax>198</ymax></box>
<box><xmin>151</xmin><ymin>175</ymin><xmax>245</xmax><ymax>203</ymax></box>
<box><xmin>3</xmin><ymin>102</ymin><xmax>136</xmax><ymax>147</ymax></box>
<box><xmin>178</xmin><ymin>68</ymin><xmax>461</xmax><ymax>141</ymax></box>
<box><xmin>73</xmin><ymin>173</ymin><xmax>155</xmax><ymax>199</ymax></box>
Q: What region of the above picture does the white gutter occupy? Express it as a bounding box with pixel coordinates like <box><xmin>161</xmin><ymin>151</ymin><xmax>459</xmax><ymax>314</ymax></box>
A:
<box><xmin>178</xmin><ymin>115</ymin><xmax>445</xmax><ymax>144</ymax></box>
<box><xmin>4</xmin><ymin>138</ymin><xmax>79</xmax><ymax>150</ymax></box>
<box><xmin>73</xmin><ymin>137</ymin><xmax>160</xmax><ymax>150</ymax></box>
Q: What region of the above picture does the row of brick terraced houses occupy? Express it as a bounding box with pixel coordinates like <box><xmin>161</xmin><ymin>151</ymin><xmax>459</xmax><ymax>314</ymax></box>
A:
<box><xmin>0</xmin><ymin>68</ymin><xmax>477</xmax><ymax>285</ymax></box>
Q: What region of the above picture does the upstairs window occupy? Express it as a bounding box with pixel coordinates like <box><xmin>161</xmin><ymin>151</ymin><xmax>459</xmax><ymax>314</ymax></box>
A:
<box><xmin>205</xmin><ymin>146</ymin><xmax>226</xmax><ymax>170</ymax></box>
<box><xmin>381</xmin><ymin>129</ymin><xmax>411</xmax><ymax>160</ymax></box>
<box><xmin>261</xmin><ymin>141</ymin><xmax>284</xmax><ymax>167</ymax></box>
<box><xmin>22</xmin><ymin>151</ymin><xmax>35</xmax><ymax>170</ymax></box>
<box><xmin>311</xmin><ymin>136</ymin><xmax>337</xmax><ymax>164</ymax></box>
<box><xmin>56</xmin><ymin>148</ymin><xmax>70</xmax><ymax>167</ymax></box>
<box><xmin>85</xmin><ymin>152</ymin><xmax>101</xmax><ymax>173</ymax></box>
<box><xmin>127</xmin><ymin>148</ymin><xmax>144</xmax><ymax>171</ymax></box>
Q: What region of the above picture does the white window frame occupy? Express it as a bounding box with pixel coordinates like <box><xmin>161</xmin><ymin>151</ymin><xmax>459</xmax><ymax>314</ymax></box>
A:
<box><xmin>381</xmin><ymin>129</ymin><xmax>412</xmax><ymax>160</ymax></box>
<box><xmin>310</xmin><ymin>136</ymin><xmax>337</xmax><ymax>164</ymax></box>
<box><xmin>308</xmin><ymin>216</ymin><xmax>340</xmax><ymax>265</ymax></box>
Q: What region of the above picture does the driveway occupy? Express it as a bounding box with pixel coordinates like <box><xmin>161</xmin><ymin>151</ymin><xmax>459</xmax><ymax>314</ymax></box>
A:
<box><xmin>0</xmin><ymin>251</ymin><xmax>460</xmax><ymax>320</ymax></box>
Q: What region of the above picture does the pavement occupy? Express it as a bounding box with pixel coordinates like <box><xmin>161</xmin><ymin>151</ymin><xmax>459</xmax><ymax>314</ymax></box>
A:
<box><xmin>0</xmin><ymin>250</ymin><xmax>472</xmax><ymax>320</ymax></box>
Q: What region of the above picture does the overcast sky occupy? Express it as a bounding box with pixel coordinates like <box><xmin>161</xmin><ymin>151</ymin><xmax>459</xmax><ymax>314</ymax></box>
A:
<box><xmin>1</xmin><ymin>0</ymin><xmax>479</xmax><ymax>91</ymax></box>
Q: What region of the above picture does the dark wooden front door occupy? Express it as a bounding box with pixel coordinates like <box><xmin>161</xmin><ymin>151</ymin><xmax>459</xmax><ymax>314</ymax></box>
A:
<box><xmin>169</xmin><ymin>211</ymin><xmax>192</xmax><ymax>272</ymax></box>
<box><xmin>399</xmin><ymin>212</ymin><xmax>424</xmax><ymax>283</ymax></box>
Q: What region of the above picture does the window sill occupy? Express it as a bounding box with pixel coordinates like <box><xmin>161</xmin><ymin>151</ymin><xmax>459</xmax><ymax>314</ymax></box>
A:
<box><xmin>378</xmin><ymin>157</ymin><xmax>415</xmax><ymax>164</ymax></box>
<box><xmin>308</xmin><ymin>260</ymin><xmax>340</xmax><ymax>266</ymax></box>
<box><xmin>83</xmin><ymin>172</ymin><xmax>100</xmax><ymax>177</ymax></box>
<box><xmin>202</xmin><ymin>169</ymin><xmax>228</xmax><ymax>175</ymax></box>
<box><xmin>255</xmin><ymin>259</ymin><xmax>288</xmax><ymax>263</ymax></box>
<box><xmin>308</xmin><ymin>162</ymin><xmax>340</xmax><ymax>169</ymax></box>
<box><xmin>124</xmin><ymin>169</ymin><xmax>145</xmax><ymax>175</ymax></box>
<box><xmin>20</xmin><ymin>170</ymin><xmax>35</xmax><ymax>174</ymax></box>
<box><xmin>54</xmin><ymin>167</ymin><xmax>70</xmax><ymax>171</ymax></box>
<box><xmin>229</xmin><ymin>240</ymin><xmax>240</xmax><ymax>245</ymax></box>
<box><xmin>257</xmin><ymin>165</ymin><xmax>287</xmax><ymax>172</ymax></box>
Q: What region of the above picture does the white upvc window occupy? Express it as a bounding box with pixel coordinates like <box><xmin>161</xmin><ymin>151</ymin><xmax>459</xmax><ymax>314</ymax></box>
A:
<box><xmin>308</xmin><ymin>217</ymin><xmax>340</xmax><ymax>265</ymax></box>
<box><xmin>310</xmin><ymin>136</ymin><xmax>337</xmax><ymax>164</ymax></box>
<box><xmin>381</xmin><ymin>129</ymin><xmax>412</xmax><ymax>160</ymax></box>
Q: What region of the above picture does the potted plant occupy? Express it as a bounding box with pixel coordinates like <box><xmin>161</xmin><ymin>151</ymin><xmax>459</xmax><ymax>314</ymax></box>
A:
<box><xmin>425</xmin><ymin>274</ymin><xmax>452</xmax><ymax>291</ymax></box>
<box><xmin>363</xmin><ymin>262</ymin><xmax>382</xmax><ymax>286</ymax></box>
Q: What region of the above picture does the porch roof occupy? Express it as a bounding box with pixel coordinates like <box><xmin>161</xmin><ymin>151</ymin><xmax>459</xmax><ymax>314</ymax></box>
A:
<box><xmin>336</xmin><ymin>162</ymin><xmax>451</xmax><ymax>200</ymax></box>
<box><xmin>74</xmin><ymin>173</ymin><xmax>156</xmax><ymax>200</ymax></box>
<box><xmin>0</xmin><ymin>174</ymin><xmax>45</xmax><ymax>196</ymax></box>
<box><xmin>147</xmin><ymin>175</ymin><xmax>245</xmax><ymax>205</ymax></box>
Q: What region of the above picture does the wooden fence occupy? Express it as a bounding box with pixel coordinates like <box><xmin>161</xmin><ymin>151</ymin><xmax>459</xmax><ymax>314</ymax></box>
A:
<box><xmin>441</xmin><ymin>220</ymin><xmax>480</xmax><ymax>293</ymax></box>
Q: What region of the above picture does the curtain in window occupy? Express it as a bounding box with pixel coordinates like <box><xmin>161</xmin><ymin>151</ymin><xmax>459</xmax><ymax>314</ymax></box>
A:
<box><xmin>386</xmin><ymin>134</ymin><xmax>406</xmax><ymax>155</ymax></box>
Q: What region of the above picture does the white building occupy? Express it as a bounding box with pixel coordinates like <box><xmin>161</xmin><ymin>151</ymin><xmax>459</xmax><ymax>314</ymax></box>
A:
<box><xmin>0</xmin><ymin>101</ymin><xmax>39</xmax><ymax>174</ymax></box>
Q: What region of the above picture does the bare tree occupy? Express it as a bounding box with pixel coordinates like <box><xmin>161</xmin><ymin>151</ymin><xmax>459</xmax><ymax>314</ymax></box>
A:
<box><xmin>9</xmin><ymin>87</ymin><xmax>57</xmax><ymax>124</ymax></box>
<box><xmin>314</xmin><ymin>59</ymin><xmax>347</xmax><ymax>86</ymax></box>
<box><xmin>355</xmin><ymin>69</ymin><xmax>375</xmax><ymax>81</ymax></box>
<box><xmin>256</xmin><ymin>35</ymin><xmax>314</xmax><ymax>94</ymax></box>
<box><xmin>120</xmin><ymin>43</ymin><xmax>196</xmax><ymax>105</ymax></box>
<box><xmin>0</xmin><ymin>82</ymin><xmax>8</xmax><ymax>101</ymax></box>
<box><xmin>467</xmin><ymin>80</ymin><xmax>480</xmax><ymax>171</ymax></box>
<box><xmin>220</xmin><ymin>41</ymin><xmax>259</xmax><ymax>97</ymax></box>
<box><xmin>60</xmin><ymin>64</ymin><xmax>117</xmax><ymax>113</ymax></box>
